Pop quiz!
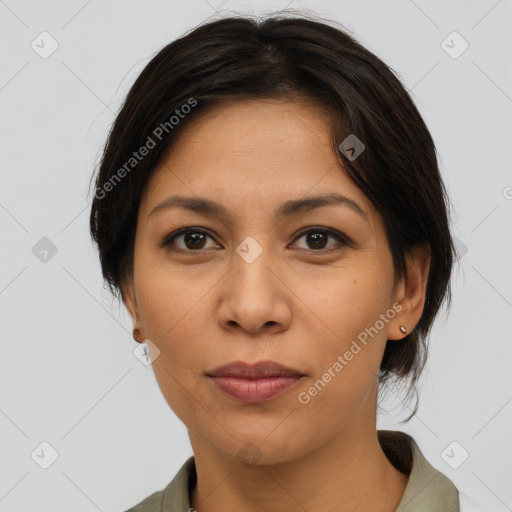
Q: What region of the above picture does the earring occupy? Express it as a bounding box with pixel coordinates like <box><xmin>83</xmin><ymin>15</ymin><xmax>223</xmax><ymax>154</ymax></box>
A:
<box><xmin>133</xmin><ymin>328</ymin><xmax>143</xmax><ymax>342</ymax></box>
<box><xmin>399</xmin><ymin>326</ymin><xmax>407</xmax><ymax>334</ymax></box>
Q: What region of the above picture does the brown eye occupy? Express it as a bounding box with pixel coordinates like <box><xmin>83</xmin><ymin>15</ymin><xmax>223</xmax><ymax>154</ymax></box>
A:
<box><xmin>305</xmin><ymin>231</ymin><xmax>329</xmax><ymax>250</ymax></box>
<box><xmin>159</xmin><ymin>228</ymin><xmax>217</xmax><ymax>251</ymax></box>
<box><xmin>182</xmin><ymin>232</ymin><xmax>208</xmax><ymax>250</ymax></box>
<box><xmin>293</xmin><ymin>228</ymin><xmax>349</xmax><ymax>252</ymax></box>
<box><xmin>159</xmin><ymin>226</ymin><xmax>350</xmax><ymax>254</ymax></box>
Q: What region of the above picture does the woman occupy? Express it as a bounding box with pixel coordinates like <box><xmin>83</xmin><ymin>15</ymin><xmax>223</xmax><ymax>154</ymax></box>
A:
<box><xmin>89</xmin><ymin>12</ymin><xmax>479</xmax><ymax>511</ymax></box>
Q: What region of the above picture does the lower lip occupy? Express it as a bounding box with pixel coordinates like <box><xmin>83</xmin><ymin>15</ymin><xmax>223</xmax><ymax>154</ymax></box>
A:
<box><xmin>208</xmin><ymin>376</ymin><xmax>302</xmax><ymax>403</ymax></box>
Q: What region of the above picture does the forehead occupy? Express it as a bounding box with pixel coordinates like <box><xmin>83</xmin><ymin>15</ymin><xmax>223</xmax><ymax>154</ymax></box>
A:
<box><xmin>170</xmin><ymin>98</ymin><xmax>333</xmax><ymax>161</ymax></box>
<box><xmin>139</xmin><ymin>99</ymin><xmax>376</xmax><ymax>224</ymax></box>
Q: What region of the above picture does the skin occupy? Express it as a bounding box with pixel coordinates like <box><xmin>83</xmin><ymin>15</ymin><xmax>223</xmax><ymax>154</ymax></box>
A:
<box><xmin>122</xmin><ymin>98</ymin><xmax>431</xmax><ymax>512</ymax></box>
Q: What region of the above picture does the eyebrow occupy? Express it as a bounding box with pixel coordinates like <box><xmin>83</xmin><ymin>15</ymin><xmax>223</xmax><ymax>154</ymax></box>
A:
<box><xmin>149</xmin><ymin>193</ymin><xmax>368</xmax><ymax>223</ymax></box>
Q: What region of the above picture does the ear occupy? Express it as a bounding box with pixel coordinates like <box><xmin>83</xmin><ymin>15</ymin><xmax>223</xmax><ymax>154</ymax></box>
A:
<box><xmin>389</xmin><ymin>243</ymin><xmax>431</xmax><ymax>340</ymax></box>
<box><xmin>120</xmin><ymin>275</ymin><xmax>145</xmax><ymax>344</ymax></box>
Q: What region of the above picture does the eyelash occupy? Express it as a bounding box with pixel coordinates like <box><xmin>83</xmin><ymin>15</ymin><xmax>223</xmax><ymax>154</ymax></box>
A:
<box><xmin>158</xmin><ymin>226</ymin><xmax>351</xmax><ymax>254</ymax></box>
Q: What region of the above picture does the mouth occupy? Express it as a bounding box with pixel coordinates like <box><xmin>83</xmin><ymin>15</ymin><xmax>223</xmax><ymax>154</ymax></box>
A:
<box><xmin>206</xmin><ymin>360</ymin><xmax>305</xmax><ymax>403</ymax></box>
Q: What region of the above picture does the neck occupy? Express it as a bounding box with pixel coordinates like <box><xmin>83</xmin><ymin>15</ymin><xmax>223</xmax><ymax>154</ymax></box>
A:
<box><xmin>189</xmin><ymin>422</ymin><xmax>409</xmax><ymax>512</ymax></box>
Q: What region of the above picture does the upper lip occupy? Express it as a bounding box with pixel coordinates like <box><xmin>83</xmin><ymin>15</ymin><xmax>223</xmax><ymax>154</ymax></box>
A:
<box><xmin>207</xmin><ymin>360</ymin><xmax>304</xmax><ymax>379</ymax></box>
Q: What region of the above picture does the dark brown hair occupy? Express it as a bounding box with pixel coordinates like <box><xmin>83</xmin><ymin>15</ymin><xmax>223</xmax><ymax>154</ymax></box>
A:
<box><xmin>89</xmin><ymin>12</ymin><xmax>457</xmax><ymax>418</ymax></box>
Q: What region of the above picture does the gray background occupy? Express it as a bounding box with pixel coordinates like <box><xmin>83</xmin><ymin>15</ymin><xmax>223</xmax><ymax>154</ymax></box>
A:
<box><xmin>1</xmin><ymin>0</ymin><xmax>511</xmax><ymax>510</ymax></box>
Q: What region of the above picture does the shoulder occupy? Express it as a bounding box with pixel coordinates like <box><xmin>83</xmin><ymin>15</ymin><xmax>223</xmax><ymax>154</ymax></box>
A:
<box><xmin>379</xmin><ymin>430</ymin><xmax>459</xmax><ymax>510</ymax></box>
<box><xmin>121</xmin><ymin>456</ymin><xmax>196</xmax><ymax>512</ymax></box>
<box><xmin>123</xmin><ymin>490</ymin><xmax>164</xmax><ymax>512</ymax></box>
<box><xmin>378</xmin><ymin>430</ymin><xmax>500</xmax><ymax>512</ymax></box>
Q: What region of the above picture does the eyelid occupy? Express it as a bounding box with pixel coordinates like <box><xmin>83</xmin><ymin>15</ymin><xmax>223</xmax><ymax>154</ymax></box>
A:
<box><xmin>292</xmin><ymin>226</ymin><xmax>352</xmax><ymax>249</ymax></box>
<box><xmin>158</xmin><ymin>227</ymin><xmax>216</xmax><ymax>251</ymax></box>
<box><xmin>159</xmin><ymin>226</ymin><xmax>352</xmax><ymax>252</ymax></box>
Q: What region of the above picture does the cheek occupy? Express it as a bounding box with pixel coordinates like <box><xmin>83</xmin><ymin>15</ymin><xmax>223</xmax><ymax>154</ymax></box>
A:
<box><xmin>134</xmin><ymin>269</ymin><xmax>212</xmax><ymax>422</ymax></box>
<box><xmin>295</xmin><ymin>287</ymin><xmax>390</xmax><ymax>435</ymax></box>
<box><xmin>300</xmin><ymin>259</ymin><xmax>394</xmax><ymax>397</ymax></box>
<box><xmin>134</xmin><ymin>249</ymin><xmax>216</xmax><ymax>340</ymax></box>
<box><xmin>132</xmin><ymin>262</ymin><xmax>200</xmax><ymax>375</ymax></box>
<box><xmin>310</xmin><ymin>259</ymin><xmax>394</xmax><ymax>345</ymax></box>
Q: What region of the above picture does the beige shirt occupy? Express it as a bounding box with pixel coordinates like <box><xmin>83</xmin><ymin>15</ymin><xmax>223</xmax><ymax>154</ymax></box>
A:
<box><xmin>125</xmin><ymin>430</ymin><xmax>460</xmax><ymax>511</ymax></box>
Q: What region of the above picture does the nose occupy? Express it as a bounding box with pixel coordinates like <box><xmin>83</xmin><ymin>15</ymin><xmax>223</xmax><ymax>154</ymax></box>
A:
<box><xmin>216</xmin><ymin>243</ymin><xmax>292</xmax><ymax>336</ymax></box>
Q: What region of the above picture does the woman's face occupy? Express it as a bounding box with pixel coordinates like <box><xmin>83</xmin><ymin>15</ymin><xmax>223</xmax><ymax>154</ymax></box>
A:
<box><xmin>123</xmin><ymin>99</ymin><xmax>422</xmax><ymax>464</ymax></box>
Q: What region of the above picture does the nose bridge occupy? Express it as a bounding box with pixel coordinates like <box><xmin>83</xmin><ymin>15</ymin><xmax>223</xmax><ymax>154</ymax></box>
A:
<box><xmin>231</xmin><ymin>234</ymin><xmax>275</xmax><ymax>298</ymax></box>
<box><xmin>218</xmin><ymin>233</ymin><xmax>290</xmax><ymax>334</ymax></box>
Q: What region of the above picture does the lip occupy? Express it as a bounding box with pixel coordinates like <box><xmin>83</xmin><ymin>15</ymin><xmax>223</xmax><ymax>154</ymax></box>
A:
<box><xmin>206</xmin><ymin>360</ymin><xmax>305</xmax><ymax>403</ymax></box>
<box><xmin>207</xmin><ymin>360</ymin><xmax>303</xmax><ymax>379</ymax></box>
